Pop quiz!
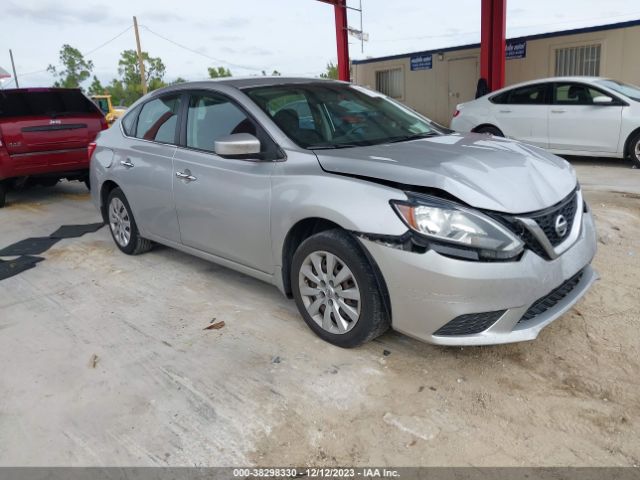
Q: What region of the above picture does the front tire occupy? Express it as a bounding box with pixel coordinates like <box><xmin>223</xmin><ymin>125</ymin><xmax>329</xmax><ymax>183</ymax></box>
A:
<box><xmin>291</xmin><ymin>229</ymin><xmax>390</xmax><ymax>348</ymax></box>
<box><xmin>106</xmin><ymin>188</ymin><xmax>152</xmax><ymax>255</ymax></box>
<box><xmin>475</xmin><ymin>125</ymin><xmax>504</xmax><ymax>137</ymax></box>
<box><xmin>628</xmin><ymin>132</ymin><xmax>640</xmax><ymax>169</ymax></box>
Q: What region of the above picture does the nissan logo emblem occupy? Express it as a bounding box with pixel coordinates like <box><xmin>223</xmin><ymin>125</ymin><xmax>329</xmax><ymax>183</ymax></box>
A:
<box><xmin>554</xmin><ymin>214</ymin><xmax>568</xmax><ymax>237</ymax></box>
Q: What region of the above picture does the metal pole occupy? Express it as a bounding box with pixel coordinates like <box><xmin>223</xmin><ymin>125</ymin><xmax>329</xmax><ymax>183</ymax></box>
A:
<box><xmin>133</xmin><ymin>16</ymin><xmax>148</xmax><ymax>95</ymax></box>
<box><xmin>334</xmin><ymin>0</ymin><xmax>350</xmax><ymax>82</ymax></box>
<box><xmin>9</xmin><ymin>49</ymin><xmax>19</xmax><ymax>88</ymax></box>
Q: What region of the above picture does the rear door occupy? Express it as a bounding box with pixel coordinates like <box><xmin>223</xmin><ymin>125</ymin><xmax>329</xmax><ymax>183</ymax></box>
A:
<box><xmin>490</xmin><ymin>83</ymin><xmax>551</xmax><ymax>147</ymax></box>
<box><xmin>112</xmin><ymin>94</ymin><xmax>182</xmax><ymax>243</ymax></box>
<box><xmin>0</xmin><ymin>89</ymin><xmax>104</xmax><ymax>171</ymax></box>
<box><xmin>548</xmin><ymin>82</ymin><xmax>623</xmax><ymax>153</ymax></box>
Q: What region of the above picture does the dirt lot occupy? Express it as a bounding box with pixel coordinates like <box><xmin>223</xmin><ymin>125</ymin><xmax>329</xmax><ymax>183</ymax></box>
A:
<box><xmin>0</xmin><ymin>159</ymin><xmax>638</xmax><ymax>467</ymax></box>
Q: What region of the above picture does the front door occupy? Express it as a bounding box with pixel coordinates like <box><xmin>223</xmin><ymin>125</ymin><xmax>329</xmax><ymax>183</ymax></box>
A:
<box><xmin>172</xmin><ymin>92</ymin><xmax>274</xmax><ymax>273</ymax></box>
<box><xmin>548</xmin><ymin>82</ymin><xmax>623</xmax><ymax>153</ymax></box>
<box><xmin>448</xmin><ymin>57</ymin><xmax>479</xmax><ymax>125</ymax></box>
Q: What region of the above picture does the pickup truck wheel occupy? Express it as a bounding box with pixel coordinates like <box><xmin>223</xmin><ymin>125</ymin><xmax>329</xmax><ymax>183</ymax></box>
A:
<box><xmin>106</xmin><ymin>188</ymin><xmax>152</xmax><ymax>255</ymax></box>
<box><xmin>0</xmin><ymin>181</ymin><xmax>7</xmax><ymax>208</ymax></box>
<box><xmin>291</xmin><ymin>229</ymin><xmax>390</xmax><ymax>348</ymax></box>
<box><xmin>628</xmin><ymin>132</ymin><xmax>640</xmax><ymax>169</ymax></box>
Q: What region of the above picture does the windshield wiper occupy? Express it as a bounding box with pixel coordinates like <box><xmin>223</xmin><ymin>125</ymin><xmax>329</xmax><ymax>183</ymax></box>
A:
<box><xmin>386</xmin><ymin>132</ymin><xmax>440</xmax><ymax>143</ymax></box>
<box><xmin>306</xmin><ymin>144</ymin><xmax>360</xmax><ymax>150</ymax></box>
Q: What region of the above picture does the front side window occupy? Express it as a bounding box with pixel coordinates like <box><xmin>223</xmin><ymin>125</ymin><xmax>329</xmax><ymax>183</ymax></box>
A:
<box><xmin>94</xmin><ymin>98</ymin><xmax>109</xmax><ymax>114</ymax></box>
<box><xmin>135</xmin><ymin>95</ymin><xmax>181</xmax><ymax>143</ymax></box>
<box><xmin>491</xmin><ymin>84</ymin><xmax>549</xmax><ymax>105</ymax></box>
<box><xmin>185</xmin><ymin>93</ymin><xmax>261</xmax><ymax>153</ymax></box>
<box><xmin>553</xmin><ymin>83</ymin><xmax>610</xmax><ymax>105</ymax></box>
<box><xmin>244</xmin><ymin>83</ymin><xmax>441</xmax><ymax>149</ymax></box>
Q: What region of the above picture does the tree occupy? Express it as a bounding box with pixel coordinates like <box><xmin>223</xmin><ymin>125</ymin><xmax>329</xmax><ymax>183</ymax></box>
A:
<box><xmin>319</xmin><ymin>61</ymin><xmax>338</xmax><ymax>80</ymax></box>
<box><xmin>47</xmin><ymin>44</ymin><xmax>93</xmax><ymax>89</ymax></box>
<box><xmin>87</xmin><ymin>76</ymin><xmax>105</xmax><ymax>96</ymax></box>
<box><xmin>116</xmin><ymin>49</ymin><xmax>167</xmax><ymax>105</ymax></box>
<box><xmin>208</xmin><ymin>66</ymin><xmax>232</xmax><ymax>78</ymax></box>
<box><xmin>271</xmin><ymin>69</ymin><xmax>282</xmax><ymax>76</ymax></box>
<box><xmin>170</xmin><ymin>77</ymin><xmax>187</xmax><ymax>85</ymax></box>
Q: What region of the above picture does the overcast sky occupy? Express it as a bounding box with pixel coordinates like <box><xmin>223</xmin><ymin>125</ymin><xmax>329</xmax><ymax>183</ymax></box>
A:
<box><xmin>1</xmin><ymin>0</ymin><xmax>639</xmax><ymax>88</ymax></box>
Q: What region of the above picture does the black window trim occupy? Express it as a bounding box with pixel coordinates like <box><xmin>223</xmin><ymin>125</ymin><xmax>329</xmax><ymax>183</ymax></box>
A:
<box><xmin>119</xmin><ymin>92</ymin><xmax>186</xmax><ymax>146</ymax></box>
<box><xmin>489</xmin><ymin>82</ymin><xmax>553</xmax><ymax>105</ymax></box>
<box><xmin>175</xmin><ymin>88</ymin><xmax>285</xmax><ymax>162</ymax></box>
<box><xmin>551</xmin><ymin>81</ymin><xmax>628</xmax><ymax>107</ymax></box>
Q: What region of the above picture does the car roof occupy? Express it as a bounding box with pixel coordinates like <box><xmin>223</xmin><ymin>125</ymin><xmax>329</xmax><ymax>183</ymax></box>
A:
<box><xmin>490</xmin><ymin>76</ymin><xmax>608</xmax><ymax>95</ymax></box>
<box><xmin>151</xmin><ymin>76</ymin><xmax>347</xmax><ymax>96</ymax></box>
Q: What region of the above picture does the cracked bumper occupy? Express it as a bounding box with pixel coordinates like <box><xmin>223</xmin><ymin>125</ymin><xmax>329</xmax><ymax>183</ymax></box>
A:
<box><xmin>361</xmin><ymin>210</ymin><xmax>598</xmax><ymax>346</ymax></box>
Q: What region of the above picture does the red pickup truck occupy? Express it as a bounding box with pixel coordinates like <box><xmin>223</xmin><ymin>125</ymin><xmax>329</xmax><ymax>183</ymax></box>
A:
<box><xmin>0</xmin><ymin>88</ymin><xmax>107</xmax><ymax>207</ymax></box>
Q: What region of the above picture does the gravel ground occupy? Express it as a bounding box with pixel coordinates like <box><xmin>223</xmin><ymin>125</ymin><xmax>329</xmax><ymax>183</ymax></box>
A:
<box><xmin>0</xmin><ymin>160</ymin><xmax>638</xmax><ymax>467</ymax></box>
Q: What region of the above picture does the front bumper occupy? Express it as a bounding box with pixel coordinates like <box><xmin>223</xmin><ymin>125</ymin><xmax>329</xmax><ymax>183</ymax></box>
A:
<box><xmin>360</xmin><ymin>210</ymin><xmax>598</xmax><ymax>346</ymax></box>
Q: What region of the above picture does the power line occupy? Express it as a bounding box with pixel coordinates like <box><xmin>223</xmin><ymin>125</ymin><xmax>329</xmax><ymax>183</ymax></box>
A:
<box><xmin>6</xmin><ymin>25</ymin><xmax>133</xmax><ymax>85</ymax></box>
<box><xmin>140</xmin><ymin>24</ymin><xmax>267</xmax><ymax>72</ymax></box>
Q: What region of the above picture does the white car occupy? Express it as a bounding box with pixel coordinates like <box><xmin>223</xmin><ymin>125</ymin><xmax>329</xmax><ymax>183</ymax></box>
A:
<box><xmin>451</xmin><ymin>76</ymin><xmax>640</xmax><ymax>168</ymax></box>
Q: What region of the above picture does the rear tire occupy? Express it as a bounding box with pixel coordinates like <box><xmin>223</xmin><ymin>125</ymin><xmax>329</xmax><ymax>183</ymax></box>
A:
<box><xmin>627</xmin><ymin>131</ymin><xmax>640</xmax><ymax>169</ymax></box>
<box><xmin>291</xmin><ymin>229</ymin><xmax>390</xmax><ymax>348</ymax></box>
<box><xmin>0</xmin><ymin>181</ymin><xmax>7</xmax><ymax>208</ymax></box>
<box><xmin>475</xmin><ymin>125</ymin><xmax>504</xmax><ymax>137</ymax></box>
<box><xmin>106</xmin><ymin>188</ymin><xmax>152</xmax><ymax>255</ymax></box>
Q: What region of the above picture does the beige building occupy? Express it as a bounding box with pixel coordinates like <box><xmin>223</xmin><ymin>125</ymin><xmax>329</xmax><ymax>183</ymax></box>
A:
<box><xmin>352</xmin><ymin>19</ymin><xmax>640</xmax><ymax>126</ymax></box>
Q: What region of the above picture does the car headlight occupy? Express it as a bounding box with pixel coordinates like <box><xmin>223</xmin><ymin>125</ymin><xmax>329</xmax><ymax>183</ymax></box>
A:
<box><xmin>391</xmin><ymin>196</ymin><xmax>524</xmax><ymax>260</ymax></box>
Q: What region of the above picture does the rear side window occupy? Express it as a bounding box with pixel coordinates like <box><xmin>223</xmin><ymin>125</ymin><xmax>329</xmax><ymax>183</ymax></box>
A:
<box><xmin>135</xmin><ymin>96</ymin><xmax>181</xmax><ymax>143</ymax></box>
<box><xmin>121</xmin><ymin>106</ymin><xmax>140</xmax><ymax>136</ymax></box>
<box><xmin>186</xmin><ymin>93</ymin><xmax>258</xmax><ymax>152</ymax></box>
<box><xmin>491</xmin><ymin>84</ymin><xmax>549</xmax><ymax>105</ymax></box>
<box><xmin>0</xmin><ymin>90</ymin><xmax>99</xmax><ymax>118</ymax></box>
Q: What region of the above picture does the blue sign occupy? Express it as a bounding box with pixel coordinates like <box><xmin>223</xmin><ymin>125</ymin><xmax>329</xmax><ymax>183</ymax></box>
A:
<box><xmin>410</xmin><ymin>54</ymin><xmax>432</xmax><ymax>71</ymax></box>
<box><xmin>506</xmin><ymin>41</ymin><xmax>526</xmax><ymax>59</ymax></box>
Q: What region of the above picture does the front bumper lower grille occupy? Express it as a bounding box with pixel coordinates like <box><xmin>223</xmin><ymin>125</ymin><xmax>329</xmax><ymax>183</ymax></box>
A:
<box><xmin>518</xmin><ymin>269</ymin><xmax>585</xmax><ymax>324</ymax></box>
<box><xmin>434</xmin><ymin>310</ymin><xmax>506</xmax><ymax>336</ymax></box>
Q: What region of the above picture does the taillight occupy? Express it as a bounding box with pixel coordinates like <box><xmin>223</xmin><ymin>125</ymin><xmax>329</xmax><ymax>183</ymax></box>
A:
<box><xmin>452</xmin><ymin>109</ymin><xmax>461</xmax><ymax>118</ymax></box>
<box><xmin>88</xmin><ymin>142</ymin><xmax>97</xmax><ymax>161</ymax></box>
<box><xmin>100</xmin><ymin>117</ymin><xmax>109</xmax><ymax>130</ymax></box>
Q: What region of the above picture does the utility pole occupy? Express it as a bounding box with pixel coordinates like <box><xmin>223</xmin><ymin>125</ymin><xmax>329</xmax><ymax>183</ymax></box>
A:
<box><xmin>133</xmin><ymin>16</ymin><xmax>147</xmax><ymax>95</ymax></box>
<box><xmin>9</xmin><ymin>49</ymin><xmax>19</xmax><ymax>88</ymax></box>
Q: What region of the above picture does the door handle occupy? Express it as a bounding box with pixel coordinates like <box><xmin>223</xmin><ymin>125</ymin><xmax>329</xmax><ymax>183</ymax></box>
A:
<box><xmin>176</xmin><ymin>170</ymin><xmax>197</xmax><ymax>182</ymax></box>
<box><xmin>551</xmin><ymin>109</ymin><xmax>566</xmax><ymax>114</ymax></box>
<box><xmin>120</xmin><ymin>159</ymin><xmax>134</xmax><ymax>168</ymax></box>
<box><xmin>499</xmin><ymin>109</ymin><xmax>512</xmax><ymax>113</ymax></box>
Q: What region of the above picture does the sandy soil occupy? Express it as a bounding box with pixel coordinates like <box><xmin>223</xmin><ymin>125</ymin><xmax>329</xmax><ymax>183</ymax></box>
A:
<box><xmin>0</xmin><ymin>182</ymin><xmax>638</xmax><ymax>467</ymax></box>
<box><xmin>250</xmin><ymin>189</ymin><xmax>640</xmax><ymax>467</ymax></box>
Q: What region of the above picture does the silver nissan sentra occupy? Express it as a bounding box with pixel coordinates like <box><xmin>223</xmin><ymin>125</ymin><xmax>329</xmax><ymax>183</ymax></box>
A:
<box><xmin>90</xmin><ymin>77</ymin><xmax>597</xmax><ymax>348</ymax></box>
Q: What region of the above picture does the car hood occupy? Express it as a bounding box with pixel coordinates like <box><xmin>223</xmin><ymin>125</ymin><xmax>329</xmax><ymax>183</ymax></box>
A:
<box><xmin>314</xmin><ymin>133</ymin><xmax>577</xmax><ymax>214</ymax></box>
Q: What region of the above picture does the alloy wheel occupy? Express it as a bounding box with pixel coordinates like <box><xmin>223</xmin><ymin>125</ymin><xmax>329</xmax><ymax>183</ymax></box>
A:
<box><xmin>109</xmin><ymin>197</ymin><xmax>131</xmax><ymax>247</ymax></box>
<box><xmin>298</xmin><ymin>250</ymin><xmax>361</xmax><ymax>334</ymax></box>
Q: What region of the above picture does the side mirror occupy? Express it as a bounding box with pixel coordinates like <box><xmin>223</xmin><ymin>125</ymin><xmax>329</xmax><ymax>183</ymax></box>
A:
<box><xmin>592</xmin><ymin>95</ymin><xmax>613</xmax><ymax>105</ymax></box>
<box><xmin>214</xmin><ymin>133</ymin><xmax>261</xmax><ymax>157</ymax></box>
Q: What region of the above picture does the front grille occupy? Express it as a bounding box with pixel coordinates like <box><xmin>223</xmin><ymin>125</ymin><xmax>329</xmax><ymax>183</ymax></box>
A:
<box><xmin>528</xmin><ymin>191</ymin><xmax>578</xmax><ymax>247</ymax></box>
<box><xmin>518</xmin><ymin>269</ymin><xmax>584</xmax><ymax>324</ymax></box>
<box><xmin>434</xmin><ymin>310</ymin><xmax>506</xmax><ymax>336</ymax></box>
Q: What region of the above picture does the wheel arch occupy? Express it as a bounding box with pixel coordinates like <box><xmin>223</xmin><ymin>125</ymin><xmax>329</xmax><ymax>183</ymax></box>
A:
<box><xmin>472</xmin><ymin>123</ymin><xmax>504</xmax><ymax>135</ymax></box>
<box><xmin>623</xmin><ymin>126</ymin><xmax>640</xmax><ymax>158</ymax></box>
<box><xmin>280</xmin><ymin>217</ymin><xmax>392</xmax><ymax>320</ymax></box>
<box><xmin>99</xmin><ymin>180</ymin><xmax>120</xmax><ymax>223</ymax></box>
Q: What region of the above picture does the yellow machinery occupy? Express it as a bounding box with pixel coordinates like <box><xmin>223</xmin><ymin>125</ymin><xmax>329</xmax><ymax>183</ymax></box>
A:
<box><xmin>91</xmin><ymin>95</ymin><xmax>127</xmax><ymax>126</ymax></box>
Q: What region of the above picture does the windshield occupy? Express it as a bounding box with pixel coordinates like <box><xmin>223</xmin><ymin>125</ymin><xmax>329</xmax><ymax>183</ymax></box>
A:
<box><xmin>596</xmin><ymin>79</ymin><xmax>640</xmax><ymax>102</ymax></box>
<box><xmin>244</xmin><ymin>83</ymin><xmax>442</xmax><ymax>149</ymax></box>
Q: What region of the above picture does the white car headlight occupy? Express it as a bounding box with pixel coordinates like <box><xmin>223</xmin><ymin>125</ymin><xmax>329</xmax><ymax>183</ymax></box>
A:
<box><xmin>391</xmin><ymin>196</ymin><xmax>524</xmax><ymax>260</ymax></box>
